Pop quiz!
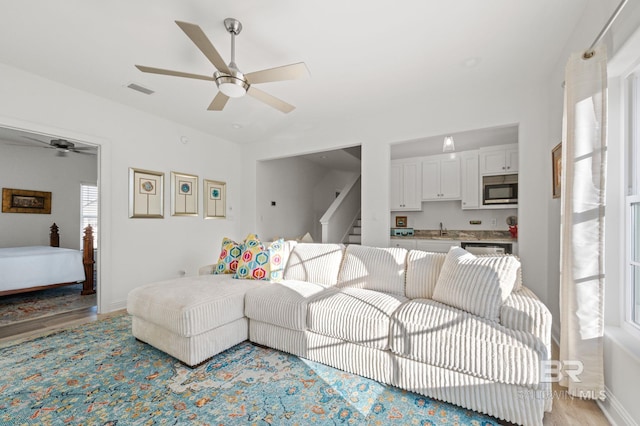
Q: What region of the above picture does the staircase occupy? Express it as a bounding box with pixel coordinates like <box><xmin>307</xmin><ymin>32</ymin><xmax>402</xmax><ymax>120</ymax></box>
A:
<box><xmin>345</xmin><ymin>218</ymin><xmax>361</xmax><ymax>245</ymax></box>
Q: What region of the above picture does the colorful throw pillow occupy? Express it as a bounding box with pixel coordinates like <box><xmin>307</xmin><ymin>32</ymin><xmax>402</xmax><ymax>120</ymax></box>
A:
<box><xmin>234</xmin><ymin>234</ymin><xmax>270</xmax><ymax>280</ymax></box>
<box><xmin>268</xmin><ymin>238</ymin><xmax>286</xmax><ymax>282</ymax></box>
<box><xmin>213</xmin><ymin>237</ymin><xmax>242</xmax><ymax>274</ymax></box>
<box><xmin>432</xmin><ymin>246</ymin><xmax>520</xmax><ymax>322</ymax></box>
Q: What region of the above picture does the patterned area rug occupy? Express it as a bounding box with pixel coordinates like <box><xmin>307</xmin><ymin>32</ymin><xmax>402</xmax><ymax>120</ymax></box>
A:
<box><xmin>0</xmin><ymin>284</ymin><xmax>96</xmax><ymax>326</ymax></box>
<box><xmin>0</xmin><ymin>315</ymin><xmax>497</xmax><ymax>425</ymax></box>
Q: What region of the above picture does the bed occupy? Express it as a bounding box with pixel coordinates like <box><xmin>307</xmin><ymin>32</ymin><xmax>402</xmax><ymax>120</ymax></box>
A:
<box><xmin>0</xmin><ymin>223</ymin><xmax>95</xmax><ymax>296</ymax></box>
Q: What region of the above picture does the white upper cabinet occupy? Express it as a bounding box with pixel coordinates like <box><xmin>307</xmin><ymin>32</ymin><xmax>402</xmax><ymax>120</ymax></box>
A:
<box><xmin>421</xmin><ymin>154</ymin><xmax>461</xmax><ymax>201</ymax></box>
<box><xmin>461</xmin><ymin>150</ymin><xmax>480</xmax><ymax>209</ymax></box>
<box><xmin>479</xmin><ymin>143</ymin><xmax>518</xmax><ymax>175</ymax></box>
<box><xmin>390</xmin><ymin>160</ymin><xmax>422</xmax><ymax>211</ymax></box>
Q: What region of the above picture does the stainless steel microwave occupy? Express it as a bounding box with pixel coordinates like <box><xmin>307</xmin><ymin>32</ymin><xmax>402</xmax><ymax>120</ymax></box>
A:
<box><xmin>482</xmin><ymin>174</ymin><xmax>518</xmax><ymax>205</ymax></box>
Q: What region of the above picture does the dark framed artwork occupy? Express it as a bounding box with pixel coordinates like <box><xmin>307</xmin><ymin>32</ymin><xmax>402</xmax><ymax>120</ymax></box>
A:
<box><xmin>395</xmin><ymin>216</ymin><xmax>407</xmax><ymax>228</ymax></box>
<box><xmin>2</xmin><ymin>188</ymin><xmax>52</xmax><ymax>214</ymax></box>
<box><xmin>552</xmin><ymin>142</ymin><xmax>562</xmax><ymax>199</ymax></box>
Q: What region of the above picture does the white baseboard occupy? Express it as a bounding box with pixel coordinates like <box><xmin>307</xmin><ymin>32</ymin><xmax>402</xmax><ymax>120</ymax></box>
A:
<box><xmin>100</xmin><ymin>299</ymin><xmax>126</xmax><ymax>314</ymax></box>
<box><xmin>597</xmin><ymin>386</ymin><xmax>638</xmax><ymax>426</ymax></box>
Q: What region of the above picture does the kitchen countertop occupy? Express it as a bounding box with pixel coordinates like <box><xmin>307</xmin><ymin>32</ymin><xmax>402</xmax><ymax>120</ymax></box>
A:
<box><xmin>392</xmin><ymin>229</ymin><xmax>517</xmax><ymax>243</ymax></box>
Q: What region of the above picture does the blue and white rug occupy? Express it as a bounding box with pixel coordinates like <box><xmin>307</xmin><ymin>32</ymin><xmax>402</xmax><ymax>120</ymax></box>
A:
<box><xmin>0</xmin><ymin>314</ymin><xmax>498</xmax><ymax>425</ymax></box>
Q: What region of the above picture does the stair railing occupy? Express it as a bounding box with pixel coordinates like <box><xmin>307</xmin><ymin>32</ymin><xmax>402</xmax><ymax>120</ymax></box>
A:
<box><xmin>319</xmin><ymin>174</ymin><xmax>361</xmax><ymax>243</ymax></box>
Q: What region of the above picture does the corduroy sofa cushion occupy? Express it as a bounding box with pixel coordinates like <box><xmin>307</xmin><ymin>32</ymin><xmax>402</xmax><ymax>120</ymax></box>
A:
<box><xmin>283</xmin><ymin>243</ymin><xmax>345</xmax><ymax>286</ymax></box>
<box><xmin>390</xmin><ymin>298</ymin><xmax>547</xmax><ymax>388</ymax></box>
<box><xmin>307</xmin><ymin>287</ymin><xmax>407</xmax><ymax>350</ymax></box>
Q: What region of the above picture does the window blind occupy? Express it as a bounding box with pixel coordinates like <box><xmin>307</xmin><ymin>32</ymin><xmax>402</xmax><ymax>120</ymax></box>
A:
<box><xmin>81</xmin><ymin>184</ymin><xmax>98</xmax><ymax>248</ymax></box>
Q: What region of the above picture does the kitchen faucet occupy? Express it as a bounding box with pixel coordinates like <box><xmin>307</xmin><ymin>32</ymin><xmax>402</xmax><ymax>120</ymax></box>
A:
<box><xmin>439</xmin><ymin>222</ymin><xmax>448</xmax><ymax>236</ymax></box>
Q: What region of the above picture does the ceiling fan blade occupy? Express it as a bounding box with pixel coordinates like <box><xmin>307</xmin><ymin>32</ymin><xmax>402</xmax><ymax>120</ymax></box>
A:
<box><xmin>247</xmin><ymin>86</ymin><xmax>295</xmax><ymax>113</ymax></box>
<box><xmin>175</xmin><ymin>21</ymin><xmax>231</xmax><ymax>74</ymax></box>
<box><xmin>24</xmin><ymin>136</ymin><xmax>52</xmax><ymax>146</ymax></box>
<box><xmin>135</xmin><ymin>65</ymin><xmax>214</xmax><ymax>81</ymax></box>
<box><xmin>245</xmin><ymin>62</ymin><xmax>309</xmax><ymax>84</ymax></box>
<box><xmin>208</xmin><ymin>92</ymin><xmax>230</xmax><ymax>111</ymax></box>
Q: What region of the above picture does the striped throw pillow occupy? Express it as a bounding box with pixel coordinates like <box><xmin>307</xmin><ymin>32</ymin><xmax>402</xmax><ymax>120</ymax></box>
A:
<box><xmin>432</xmin><ymin>246</ymin><xmax>520</xmax><ymax>322</ymax></box>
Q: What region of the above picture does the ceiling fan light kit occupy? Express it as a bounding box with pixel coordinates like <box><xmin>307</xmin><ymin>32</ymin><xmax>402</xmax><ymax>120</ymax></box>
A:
<box><xmin>135</xmin><ymin>17</ymin><xmax>308</xmax><ymax>113</ymax></box>
<box><xmin>214</xmin><ymin>70</ymin><xmax>249</xmax><ymax>98</ymax></box>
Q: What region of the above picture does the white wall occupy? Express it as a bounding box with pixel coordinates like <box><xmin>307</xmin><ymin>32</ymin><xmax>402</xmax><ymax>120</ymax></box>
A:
<box><xmin>256</xmin><ymin>157</ymin><xmax>358</xmax><ymax>242</ymax></box>
<box><xmin>240</xmin><ymin>83</ymin><xmax>552</xmax><ymax>307</ymax></box>
<box><xmin>256</xmin><ymin>157</ymin><xmax>326</xmax><ymax>241</ymax></box>
<box><xmin>0</xmin><ymin>63</ymin><xmax>242</xmax><ymax>313</ymax></box>
<box><xmin>545</xmin><ymin>0</ymin><xmax>640</xmax><ymax>423</ymax></box>
<box><xmin>0</xmin><ymin>143</ymin><xmax>97</xmax><ymax>249</ymax></box>
<box><xmin>395</xmin><ymin>202</ymin><xmax>517</xmax><ymax>232</ymax></box>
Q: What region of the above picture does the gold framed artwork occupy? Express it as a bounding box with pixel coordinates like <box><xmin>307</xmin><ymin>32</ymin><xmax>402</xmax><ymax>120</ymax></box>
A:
<box><xmin>552</xmin><ymin>142</ymin><xmax>562</xmax><ymax>199</ymax></box>
<box><xmin>2</xmin><ymin>188</ymin><xmax>52</xmax><ymax>214</ymax></box>
<box><xmin>171</xmin><ymin>171</ymin><xmax>198</xmax><ymax>216</ymax></box>
<box><xmin>129</xmin><ymin>168</ymin><xmax>164</xmax><ymax>218</ymax></box>
<box><xmin>395</xmin><ymin>216</ymin><xmax>407</xmax><ymax>228</ymax></box>
<box><xmin>203</xmin><ymin>179</ymin><xmax>226</xmax><ymax>219</ymax></box>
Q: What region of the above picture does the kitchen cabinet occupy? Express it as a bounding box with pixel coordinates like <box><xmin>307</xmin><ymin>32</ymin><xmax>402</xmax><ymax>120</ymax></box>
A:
<box><xmin>416</xmin><ymin>240</ymin><xmax>460</xmax><ymax>253</ymax></box>
<box><xmin>461</xmin><ymin>150</ymin><xmax>480</xmax><ymax>210</ymax></box>
<box><xmin>479</xmin><ymin>144</ymin><xmax>518</xmax><ymax>175</ymax></box>
<box><xmin>421</xmin><ymin>154</ymin><xmax>461</xmax><ymax>201</ymax></box>
<box><xmin>390</xmin><ymin>160</ymin><xmax>422</xmax><ymax>211</ymax></box>
<box><xmin>390</xmin><ymin>238</ymin><xmax>417</xmax><ymax>249</ymax></box>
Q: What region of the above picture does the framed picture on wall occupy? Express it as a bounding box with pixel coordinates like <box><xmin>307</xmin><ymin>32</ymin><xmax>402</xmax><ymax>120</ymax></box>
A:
<box><xmin>203</xmin><ymin>179</ymin><xmax>226</xmax><ymax>219</ymax></box>
<box><xmin>395</xmin><ymin>216</ymin><xmax>407</xmax><ymax>228</ymax></box>
<box><xmin>129</xmin><ymin>168</ymin><xmax>164</xmax><ymax>218</ymax></box>
<box><xmin>171</xmin><ymin>171</ymin><xmax>198</xmax><ymax>216</ymax></box>
<box><xmin>552</xmin><ymin>142</ymin><xmax>562</xmax><ymax>199</ymax></box>
<box><xmin>2</xmin><ymin>188</ymin><xmax>52</xmax><ymax>214</ymax></box>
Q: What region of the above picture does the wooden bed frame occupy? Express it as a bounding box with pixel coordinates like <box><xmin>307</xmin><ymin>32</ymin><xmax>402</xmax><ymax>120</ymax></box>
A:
<box><xmin>0</xmin><ymin>223</ymin><xmax>95</xmax><ymax>297</ymax></box>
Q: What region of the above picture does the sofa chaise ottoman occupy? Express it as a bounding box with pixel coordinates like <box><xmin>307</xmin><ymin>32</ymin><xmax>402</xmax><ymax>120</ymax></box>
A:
<box><xmin>126</xmin><ymin>274</ymin><xmax>261</xmax><ymax>366</ymax></box>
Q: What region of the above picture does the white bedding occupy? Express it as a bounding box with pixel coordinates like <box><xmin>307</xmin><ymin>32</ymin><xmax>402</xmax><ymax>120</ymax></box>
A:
<box><xmin>0</xmin><ymin>246</ymin><xmax>85</xmax><ymax>292</ymax></box>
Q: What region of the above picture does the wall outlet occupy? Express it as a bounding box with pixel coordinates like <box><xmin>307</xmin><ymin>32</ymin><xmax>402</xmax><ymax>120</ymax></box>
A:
<box><xmin>491</xmin><ymin>218</ymin><xmax>497</xmax><ymax>227</ymax></box>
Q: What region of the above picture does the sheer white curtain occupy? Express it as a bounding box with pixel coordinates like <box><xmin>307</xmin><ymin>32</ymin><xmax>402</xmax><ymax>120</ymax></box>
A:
<box><xmin>559</xmin><ymin>44</ymin><xmax>607</xmax><ymax>399</ymax></box>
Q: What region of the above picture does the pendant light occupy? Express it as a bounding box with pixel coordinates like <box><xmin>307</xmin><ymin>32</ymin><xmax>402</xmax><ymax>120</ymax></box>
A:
<box><xmin>443</xmin><ymin>136</ymin><xmax>455</xmax><ymax>152</ymax></box>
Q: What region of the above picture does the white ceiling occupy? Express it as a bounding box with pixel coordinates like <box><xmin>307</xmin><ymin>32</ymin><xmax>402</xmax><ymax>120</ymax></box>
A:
<box><xmin>299</xmin><ymin>146</ymin><xmax>361</xmax><ymax>172</ymax></box>
<box><xmin>391</xmin><ymin>124</ymin><xmax>518</xmax><ymax>159</ymax></box>
<box><xmin>0</xmin><ymin>1</ymin><xmax>588</xmax><ymax>145</ymax></box>
<box><xmin>0</xmin><ymin>126</ymin><xmax>97</xmax><ymax>156</ymax></box>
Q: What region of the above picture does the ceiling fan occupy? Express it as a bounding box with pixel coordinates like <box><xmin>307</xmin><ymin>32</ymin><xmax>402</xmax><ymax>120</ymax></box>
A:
<box><xmin>135</xmin><ymin>18</ymin><xmax>309</xmax><ymax>113</ymax></box>
<box><xmin>24</xmin><ymin>137</ymin><xmax>95</xmax><ymax>157</ymax></box>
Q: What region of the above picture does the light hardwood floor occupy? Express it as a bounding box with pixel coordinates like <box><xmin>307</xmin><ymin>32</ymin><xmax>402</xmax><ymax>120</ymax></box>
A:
<box><xmin>0</xmin><ymin>310</ymin><xmax>611</xmax><ymax>425</ymax></box>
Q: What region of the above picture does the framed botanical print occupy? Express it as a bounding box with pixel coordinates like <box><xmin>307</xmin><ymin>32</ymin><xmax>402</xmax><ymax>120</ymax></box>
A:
<box><xmin>171</xmin><ymin>172</ymin><xmax>198</xmax><ymax>216</ymax></box>
<box><xmin>203</xmin><ymin>179</ymin><xmax>226</xmax><ymax>219</ymax></box>
<box><xmin>129</xmin><ymin>168</ymin><xmax>164</xmax><ymax>218</ymax></box>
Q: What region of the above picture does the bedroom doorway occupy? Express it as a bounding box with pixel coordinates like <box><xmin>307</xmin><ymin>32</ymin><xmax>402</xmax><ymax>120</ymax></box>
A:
<box><xmin>0</xmin><ymin>126</ymin><xmax>99</xmax><ymax>338</ymax></box>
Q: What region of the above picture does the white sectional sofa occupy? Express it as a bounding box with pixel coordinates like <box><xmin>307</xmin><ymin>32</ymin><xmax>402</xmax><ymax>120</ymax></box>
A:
<box><xmin>127</xmin><ymin>242</ymin><xmax>552</xmax><ymax>426</ymax></box>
